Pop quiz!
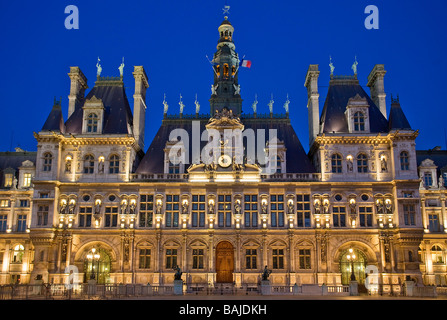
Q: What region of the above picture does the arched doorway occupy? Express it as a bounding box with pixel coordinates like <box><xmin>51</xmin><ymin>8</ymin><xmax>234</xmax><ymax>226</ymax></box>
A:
<box><xmin>340</xmin><ymin>248</ymin><xmax>367</xmax><ymax>285</ymax></box>
<box><xmin>83</xmin><ymin>247</ymin><xmax>111</xmax><ymax>284</ymax></box>
<box><xmin>216</xmin><ymin>241</ymin><xmax>234</xmax><ymax>283</ymax></box>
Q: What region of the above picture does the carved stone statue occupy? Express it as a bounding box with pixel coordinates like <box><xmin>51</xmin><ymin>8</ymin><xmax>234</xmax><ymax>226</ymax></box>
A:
<box><xmin>262</xmin><ymin>266</ymin><xmax>272</xmax><ymax>281</ymax></box>
<box><xmin>118</xmin><ymin>57</ymin><xmax>125</xmax><ymax>77</ymax></box>
<box><xmin>96</xmin><ymin>57</ymin><xmax>102</xmax><ymax>76</ymax></box>
<box><xmin>287</xmin><ymin>201</ymin><xmax>294</xmax><ymax>215</ymax></box>
<box><xmin>173</xmin><ymin>266</ymin><xmax>183</xmax><ymax>281</ymax></box>
<box><xmin>60</xmin><ymin>202</ymin><xmax>67</xmax><ymax>214</ymax></box>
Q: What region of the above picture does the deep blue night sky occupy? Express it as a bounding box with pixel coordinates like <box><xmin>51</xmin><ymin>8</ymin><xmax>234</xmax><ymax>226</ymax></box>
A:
<box><xmin>0</xmin><ymin>0</ymin><xmax>446</xmax><ymax>153</ymax></box>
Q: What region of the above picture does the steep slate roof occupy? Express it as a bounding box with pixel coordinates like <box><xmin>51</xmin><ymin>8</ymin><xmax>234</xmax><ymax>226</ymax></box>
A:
<box><xmin>64</xmin><ymin>79</ymin><xmax>133</xmax><ymax>135</ymax></box>
<box><xmin>320</xmin><ymin>77</ymin><xmax>389</xmax><ymax>134</ymax></box>
<box><xmin>388</xmin><ymin>100</ymin><xmax>412</xmax><ymax>130</ymax></box>
<box><xmin>42</xmin><ymin>100</ymin><xmax>65</xmax><ymax>133</ymax></box>
<box><xmin>136</xmin><ymin>116</ymin><xmax>316</xmax><ymax>174</ymax></box>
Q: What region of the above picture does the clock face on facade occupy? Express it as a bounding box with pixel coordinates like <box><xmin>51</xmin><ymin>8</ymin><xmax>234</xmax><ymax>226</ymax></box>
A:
<box><xmin>218</xmin><ymin>154</ymin><xmax>232</xmax><ymax>168</ymax></box>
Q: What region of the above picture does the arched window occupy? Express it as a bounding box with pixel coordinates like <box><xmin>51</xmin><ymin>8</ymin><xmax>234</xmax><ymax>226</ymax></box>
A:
<box><xmin>84</xmin><ymin>155</ymin><xmax>95</xmax><ymax>174</ymax></box>
<box><xmin>331</xmin><ymin>153</ymin><xmax>342</xmax><ymax>173</ymax></box>
<box><xmin>83</xmin><ymin>248</ymin><xmax>111</xmax><ymax>284</ymax></box>
<box><xmin>109</xmin><ymin>155</ymin><xmax>120</xmax><ymax>174</ymax></box>
<box><xmin>353</xmin><ymin>112</ymin><xmax>365</xmax><ymax>131</ymax></box>
<box><xmin>43</xmin><ymin>152</ymin><xmax>53</xmax><ymax>172</ymax></box>
<box><xmin>431</xmin><ymin>245</ymin><xmax>444</xmax><ymax>264</ymax></box>
<box><xmin>357</xmin><ymin>153</ymin><xmax>368</xmax><ymax>173</ymax></box>
<box><xmin>340</xmin><ymin>248</ymin><xmax>367</xmax><ymax>285</ymax></box>
<box><xmin>223</xmin><ymin>63</ymin><xmax>229</xmax><ymax>78</ymax></box>
<box><xmin>400</xmin><ymin>151</ymin><xmax>409</xmax><ymax>170</ymax></box>
<box><xmin>11</xmin><ymin>244</ymin><xmax>24</xmax><ymax>263</ymax></box>
<box><xmin>87</xmin><ymin>113</ymin><xmax>98</xmax><ymax>133</ymax></box>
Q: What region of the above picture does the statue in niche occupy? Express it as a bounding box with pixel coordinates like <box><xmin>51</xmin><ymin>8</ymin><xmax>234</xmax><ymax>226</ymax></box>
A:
<box><xmin>208</xmin><ymin>201</ymin><xmax>215</xmax><ymax>215</ymax></box>
<box><xmin>98</xmin><ymin>161</ymin><xmax>104</xmax><ymax>174</ymax></box>
<box><xmin>234</xmin><ymin>200</ymin><xmax>241</xmax><ymax>215</ymax></box>
<box><xmin>182</xmin><ymin>201</ymin><xmax>188</xmax><ymax>215</ymax></box>
<box><xmin>287</xmin><ymin>201</ymin><xmax>294</xmax><ymax>215</ymax></box>
<box><xmin>94</xmin><ymin>202</ymin><xmax>101</xmax><ymax>215</ymax></box>
<box><xmin>261</xmin><ymin>201</ymin><xmax>268</xmax><ymax>215</ymax></box>
<box><xmin>314</xmin><ymin>200</ymin><xmax>321</xmax><ymax>214</ymax></box>
<box><xmin>376</xmin><ymin>200</ymin><xmax>384</xmax><ymax>214</ymax></box>
<box><xmin>65</xmin><ymin>159</ymin><xmax>72</xmax><ymax>173</ymax></box>
<box><xmin>347</xmin><ymin>159</ymin><xmax>353</xmax><ymax>172</ymax></box>
<box><xmin>385</xmin><ymin>201</ymin><xmax>392</xmax><ymax>214</ymax></box>
<box><xmin>156</xmin><ymin>202</ymin><xmax>163</xmax><ymax>215</ymax></box>
<box><xmin>60</xmin><ymin>202</ymin><xmax>67</xmax><ymax>214</ymax></box>
<box><xmin>68</xmin><ymin>202</ymin><xmax>75</xmax><ymax>214</ymax></box>
<box><xmin>381</xmin><ymin>157</ymin><xmax>387</xmax><ymax>172</ymax></box>
<box><xmin>121</xmin><ymin>202</ymin><xmax>128</xmax><ymax>215</ymax></box>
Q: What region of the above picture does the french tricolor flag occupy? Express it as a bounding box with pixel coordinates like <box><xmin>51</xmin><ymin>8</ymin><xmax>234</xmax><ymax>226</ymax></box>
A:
<box><xmin>240</xmin><ymin>59</ymin><xmax>252</xmax><ymax>68</ymax></box>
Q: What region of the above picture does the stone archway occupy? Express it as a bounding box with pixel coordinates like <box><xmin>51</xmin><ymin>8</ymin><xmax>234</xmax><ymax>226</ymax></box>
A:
<box><xmin>215</xmin><ymin>241</ymin><xmax>234</xmax><ymax>283</ymax></box>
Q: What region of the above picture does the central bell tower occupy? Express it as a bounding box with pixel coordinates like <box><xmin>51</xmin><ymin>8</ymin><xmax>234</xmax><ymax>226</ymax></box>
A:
<box><xmin>209</xmin><ymin>17</ymin><xmax>243</xmax><ymax>116</ymax></box>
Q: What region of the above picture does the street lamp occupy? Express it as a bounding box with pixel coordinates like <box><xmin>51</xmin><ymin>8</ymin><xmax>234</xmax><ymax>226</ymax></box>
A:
<box><xmin>346</xmin><ymin>248</ymin><xmax>356</xmax><ymax>281</ymax></box>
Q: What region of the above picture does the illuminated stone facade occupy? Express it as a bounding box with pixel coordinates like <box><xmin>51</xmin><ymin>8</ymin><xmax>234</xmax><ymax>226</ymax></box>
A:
<box><xmin>0</xmin><ymin>17</ymin><xmax>444</xmax><ymax>292</ymax></box>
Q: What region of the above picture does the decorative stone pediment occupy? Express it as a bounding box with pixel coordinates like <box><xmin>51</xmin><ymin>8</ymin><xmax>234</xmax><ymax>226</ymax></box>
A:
<box><xmin>419</xmin><ymin>158</ymin><xmax>436</xmax><ymax>168</ymax></box>
<box><xmin>21</xmin><ymin>160</ymin><xmax>34</xmax><ymax>167</ymax></box>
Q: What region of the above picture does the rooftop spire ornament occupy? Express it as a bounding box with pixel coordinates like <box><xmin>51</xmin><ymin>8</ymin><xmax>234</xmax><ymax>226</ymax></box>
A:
<box><xmin>283</xmin><ymin>94</ymin><xmax>290</xmax><ymax>114</ymax></box>
<box><xmin>118</xmin><ymin>57</ymin><xmax>125</xmax><ymax>77</ymax></box>
<box><xmin>96</xmin><ymin>57</ymin><xmax>102</xmax><ymax>77</ymax></box>
<box><xmin>194</xmin><ymin>94</ymin><xmax>200</xmax><ymax>114</ymax></box>
<box><xmin>179</xmin><ymin>94</ymin><xmax>185</xmax><ymax>114</ymax></box>
<box><xmin>352</xmin><ymin>56</ymin><xmax>358</xmax><ymax>75</ymax></box>
<box><xmin>252</xmin><ymin>94</ymin><xmax>258</xmax><ymax>113</ymax></box>
<box><xmin>163</xmin><ymin>94</ymin><xmax>169</xmax><ymax>115</ymax></box>
<box><xmin>268</xmin><ymin>94</ymin><xmax>274</xmax><ymax>114</ymax></box>
<box><xmin>329</xmin><ymin>56</ymin><xmax>335</xmax><ymax>76</ymax></box>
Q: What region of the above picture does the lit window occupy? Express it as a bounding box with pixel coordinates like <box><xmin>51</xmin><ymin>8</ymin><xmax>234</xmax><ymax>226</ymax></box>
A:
<box><xmin>353</xmin><ymin>112</ymin><xmax>365</xmax><ymax>131</ymax></box>
<box><xmin>87</xmin><ymin>113</ymin><xmax>98</xmax><ymax>133</ymax></box>
<box><xmin>109</xmin><ymin>155</ymin><xmax>120</xmax><ymax>174</ymax></box>
<box><xmin>23</xmin><ymin>173</ymin><xmax>32</xmax><ymax>188</ymax></box>
<box><xmin>431</xmin><ymin>245</ymin><xmax>444</xmax><ymax>263</ymax></box>
<box><xmin>400</xmin><ymin>151</ymin><xmax>409</xmax><ymax>170</ymax></box>
<box><xmin>357</xmin><ymin>153</ymin><xmax>368</xmax><ymax>173</ymax></box>
<box><xmin>11</xmin><ymin>245</ymin><xmax>24</xmax><ymax>263</ymax></box>
<box><xmin>84</xmin><ymin>155</ymin><xmax>95</xmax><ymax>174</ymax></box>
<box><xmin>331</xmin><ymin>154</ymin><xmax>342</xmax><ymax>173</ymax></box>
<box><xmin>4</xmin><ymin>174</ymin><xmax>13</xmax><ymax>188</ymax></box>
<box><xmin>0</xmin><ymin>200</ymin><xmax>9</xmax><ymax>208</ymax></box>
<box><xmin>43</xmin><ymin>153</ymin><xmax>52</xmax><ymax>172</ymax></box>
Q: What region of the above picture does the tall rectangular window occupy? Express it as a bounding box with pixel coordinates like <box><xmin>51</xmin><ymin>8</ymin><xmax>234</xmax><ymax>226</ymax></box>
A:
<box><xmin>79</xmin><ymin>207</ymin><xmax>92</xmax><ymax>227</ymax></box>
<box><xmin>270</xmin><ymin>195</ymin><xmax>284</xmax><ymax>227</ymax></box>
<box><xmin>3</xmin><ymin>174</ymin><xmax>12</xmax><ymax>188</ymax></box>
<box><xmin>245</xmin><ymin>249</ymin><xmax>257</xmax><ymax>269</ymax></box>
<box><xmin>37</xmin><ymin>205</ymin><xmax>49</xmax><ymax>226</ymax></box>
<box><xmin>139</xmin><ymin>249</ymin><xmax>151</xmax><ymax>269</ymax></box>
<box><xmin>403</xmin><ymin>204</ymin><xmax>416</xmax><ymax>226</ymax></box>
<box><xmin>299</xmin><ymin>249</ymin><xmax>311</xmax><ymax>269</ymax></box>
<box><xmin>0</xmin><ymin>215</ymin><xmax>7</xmax><ymax>232</ymax></box>
<box><xmin>244</xmin><ymin>195</ymin><xmax>258</xmax><ymax>228</ymax></box>
<box><xmin>104</xmin><ymin>206</ymin><xmax>118</xmax><ymax>227</ymax></box>
<box><xmin>272</xmin><ymin>249</ymin><xmax>284</xmax><ymax>269</ymax></box>
<box><xmin>17</xmin><ymin>214</ymin><xmax>27</xmax><ymax>232</ymax></box>
<box><xmin>424</xmin><ymin>172</ymin><xmax>433</xmax><ymax>187</ymax></box>
<box><xmin>333</xmin><ymin>206</ymin><xmax>346</xmax><ymax>227</ymax></box>
<box><xmin>429</xmin><ymin>214</ymin><xmax>440</xmax><ymax>232</ymax></box>
<box><xmin>165</xmin><ymin>195</ymin><xmax>179</xmax><ymax>228</ymax></box>
<box><xmin>297</xmin><ymin>194</ymin><xmax>311</xmax><ymax>227</ymax></box>
<box><xmin>191</xmin><ymin>195</ymin><xmax>206</xmax><ymax>228</ymax></box>
<box><xmin>359</xmin><ymin>206</ymin><xmax>373</xmax><ymax>227</ymax></box>
<box><xmin>0</xmin><ymin>200</ymin><xmax>9</xmax><ymax>208</ymax></box>
<box><xmin>23</xmin><ymin>173</ymin><xmax>32</xmax><ymax>188</ymax></box>
<box><xmin>166</xmin><ymin>249</ymin><xmax>178</xmax><ymax>269</ymax></box>
<box><xmin>192</xmin><ymin>249</ymin><xmax>204</xmax><ymax>269</ymax></box>
<box><xmin>139</xmin><ymin>195</ymin><xmax>153</xmax><ymax>228</ymax></box>
<box><xmin>218</xmin><ymin>195</ymin><xmax>232</xmax><ymax>228</ymax></box>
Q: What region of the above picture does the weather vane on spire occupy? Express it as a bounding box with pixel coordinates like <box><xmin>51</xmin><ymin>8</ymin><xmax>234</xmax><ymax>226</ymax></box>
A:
<box><xmin>223</xmin><ymin>0</ymin><xmax>230</xmax><ymax>17</ymax></box>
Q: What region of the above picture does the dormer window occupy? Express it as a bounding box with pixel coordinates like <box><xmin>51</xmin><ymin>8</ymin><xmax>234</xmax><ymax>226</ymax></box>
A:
<box><xmin>345</xmin><ymin>94</ymin><xmax>370</xmax><ymax>133</ymax></box>
<box><xmin>353</xmin><ymin>112</ymin><xmax>365</xmax><ymax>131</ymax></box>
<box><xmin>82</xmin><ymin>96</ymin><xmax>104</xmax><ymax>134</ymax></box>
<box><xmin>424</xmin><ymin>172</ymin><xmax>433</xmax><ymax>187</ymax></box>
<box><xmin>3</xmin><ymin>174</ymin><xmax>13</xmax><ymax>188</ymax></box>
<box><xmin>87</xmin><ymin>113</ymin><xmax>98</xmax><ymax>133</ymax></box>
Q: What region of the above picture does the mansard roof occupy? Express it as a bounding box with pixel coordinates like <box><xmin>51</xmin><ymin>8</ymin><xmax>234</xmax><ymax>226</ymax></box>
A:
<box><xmin>320</xmin><ymin>76</ymin><xmax>389</xmax><ymax>134</ymax></box>
<box><xmin>0</xmin><ymin>150</ymin><xmax>36</xmax><ymax>188</ymax></box>
<box><xmin>136</xmin><ymin>115</ymin><xmax>316</xmax><ymax>174</ymax></box>
<box><xmin>64</xmin><ymin>77</ymin><xmax>133</xmax><ymax>135</ymax></box>
<box><xmin>417</xmin><ymin>148</ymin><xmax>447</xmax><ymax>174</ymax></box>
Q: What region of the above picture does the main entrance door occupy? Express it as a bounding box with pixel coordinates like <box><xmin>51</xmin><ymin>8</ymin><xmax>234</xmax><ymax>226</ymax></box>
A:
<box><xmin>216</xmin><ymin>241</ymin><xmax>234</xmax><ymax>283</ymax></box>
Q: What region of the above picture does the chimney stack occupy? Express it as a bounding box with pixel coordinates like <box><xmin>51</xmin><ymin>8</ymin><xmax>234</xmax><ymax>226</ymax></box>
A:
<box><xmin>133</xmin><ymin>66</ymin><xmax>149</xmax><ymax>151</ymax></box>
<box><xmin>67</xmin><ymin>66</ymin><xmax>88</xmax><ymax>118</ymax></box>
<box><xmin>304</xmin><ymin>65</ymin><xmax>320</xmax><ymax>147</ymax></box>
<box><xmin>367</xmin><ymin>64</ymin><xmax>387</xmax><ymax>119</ymax></box>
